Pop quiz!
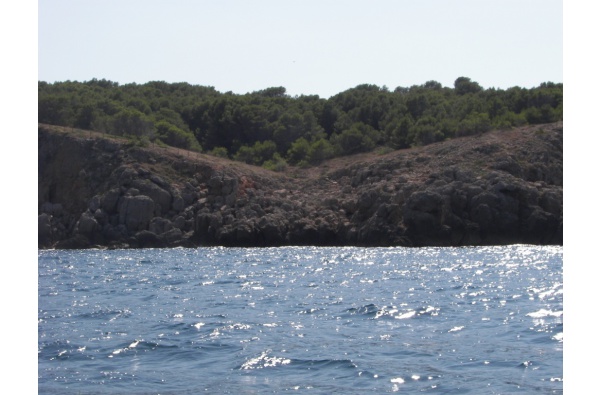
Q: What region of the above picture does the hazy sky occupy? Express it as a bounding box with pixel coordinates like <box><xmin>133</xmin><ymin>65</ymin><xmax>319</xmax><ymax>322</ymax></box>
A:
<box><xmin>38</xmin><ymin>0</ymin><xmax>563</xmax><ymax>97</ymax></box>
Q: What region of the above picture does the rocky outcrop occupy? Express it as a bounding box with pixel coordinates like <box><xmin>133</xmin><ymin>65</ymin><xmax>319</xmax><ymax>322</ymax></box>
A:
<box><xmin>38</xmin><ymin>122</ymin><xmax>563</xmax><ymax>249</ymax></box>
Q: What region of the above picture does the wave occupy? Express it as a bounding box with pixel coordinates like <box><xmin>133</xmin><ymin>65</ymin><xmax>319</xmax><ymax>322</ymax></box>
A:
<box><xmin>526</xmin><ymin>309</ymin><xmax>563</xmax><ymax>318</ymax></box>
<box><xmin>298</xmin><ymin>307</ymin><xmax>325</xmax><ymax>315</ymax></box>
<box><xmin>77</xmin><ymin>308</ymin><xmax>132</xmax><ymax>321</ymax></box>
<box><xmin>342</xmin><ymin>304</ymin><xmax>439</xmax><ymax>320</ymax></box>
<box><xmin>38</xmin><ymin>340</ymin><xmax>91</xmax><ymax>361</ymax></box>
<box><xmin>239</xmin><ymin>350</ymin><xmax>356</xmax><ymax>371</ymax></box>
<box><xmin>343</xmin><ymin>303</ymin><xmax>380</xmax><ymax>317</ymax></box>
<box><xmin>108</xmin><ymin>339</ymin><xmax>180</xmax><ymax>357</ymax></box>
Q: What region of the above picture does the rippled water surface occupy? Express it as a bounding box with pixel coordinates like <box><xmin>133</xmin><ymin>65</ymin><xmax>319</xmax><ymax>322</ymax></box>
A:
<box><xmin>38</xmin><ymin>246</ymin><xmax>562</xmax><ymax>394</ymax></box>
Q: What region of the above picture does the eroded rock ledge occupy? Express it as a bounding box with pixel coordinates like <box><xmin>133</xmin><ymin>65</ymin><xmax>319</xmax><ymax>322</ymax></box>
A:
<box><xmin>38</xmin><ymin>122</ymin><xmax>562</xmax><ymax>249</ymax></box>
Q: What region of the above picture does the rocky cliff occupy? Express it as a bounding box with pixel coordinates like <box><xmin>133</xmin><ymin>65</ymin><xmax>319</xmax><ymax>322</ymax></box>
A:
<box><xmin>38</xmin><ymin>122</ymin><xmax>563</xmax><ymax>249</ymax></box>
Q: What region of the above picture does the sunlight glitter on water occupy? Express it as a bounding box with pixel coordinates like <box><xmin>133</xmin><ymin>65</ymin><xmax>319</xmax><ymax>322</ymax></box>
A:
<box><xmin>241</xmin><ymin>350</ymin><xmax>292</xmax><ymax>370</ymax></box>
<box><xmin>39</xmin><ymin>246</ymin><xmax>562</xmax><ymax>394</ymax></box>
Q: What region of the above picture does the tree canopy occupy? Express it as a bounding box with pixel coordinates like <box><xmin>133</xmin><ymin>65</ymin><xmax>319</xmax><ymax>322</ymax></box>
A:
<box><xmin>39</xmin><ymin>77</ymin><xmax>562</xmax><ymax>169</ymax></box>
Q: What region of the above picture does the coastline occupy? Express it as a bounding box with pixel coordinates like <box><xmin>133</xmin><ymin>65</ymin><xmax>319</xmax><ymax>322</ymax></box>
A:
<box><xmin>38</xmin><ymin>122</ymin><xmax>563</xmax><ymax>249</ymax></box>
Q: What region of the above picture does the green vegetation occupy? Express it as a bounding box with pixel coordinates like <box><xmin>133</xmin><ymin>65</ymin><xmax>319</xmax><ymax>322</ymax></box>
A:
<box><xmin>38</xmin><ymin>78</ymin><xmax>562</xmax><ymax>167</ymax></box>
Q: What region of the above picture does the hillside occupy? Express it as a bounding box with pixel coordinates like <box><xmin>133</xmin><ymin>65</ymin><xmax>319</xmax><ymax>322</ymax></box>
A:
<box><xmin>38</xmin><ymin>122</ymin><xmax>562</xmax><ymax>249</ymax></box>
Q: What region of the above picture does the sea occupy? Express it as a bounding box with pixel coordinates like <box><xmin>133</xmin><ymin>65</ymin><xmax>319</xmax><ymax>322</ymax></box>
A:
<box><xmin>38</xmin><ymin>245</ymin><xmax>563</xmax><ymax>394</ymax></box>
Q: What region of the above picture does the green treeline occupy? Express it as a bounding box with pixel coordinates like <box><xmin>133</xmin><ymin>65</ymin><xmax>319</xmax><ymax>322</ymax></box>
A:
<box><xmin>38</xmin><ymin>77</ymin><xmax>562</xmax><ymax>169</ymax></box>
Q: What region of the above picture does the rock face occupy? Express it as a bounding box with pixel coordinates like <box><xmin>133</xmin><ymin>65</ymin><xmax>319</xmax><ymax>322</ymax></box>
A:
<box><xmin>38</xmin><ymin>123</ymin><xmax>563</xmax><ymax>249</ymax></box>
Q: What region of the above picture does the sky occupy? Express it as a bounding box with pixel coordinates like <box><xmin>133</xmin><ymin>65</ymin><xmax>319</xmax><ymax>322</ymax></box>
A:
<box><xmin>37</xmin><ymin>0</ymin><xmax>563</xmax><ymax>98</ymax></box>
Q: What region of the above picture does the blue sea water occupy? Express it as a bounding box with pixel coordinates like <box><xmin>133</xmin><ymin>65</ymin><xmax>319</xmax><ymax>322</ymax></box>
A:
<box><xmin>38</xmin><ymin>246</ymin><xmax>562</xmax><ymax>394</ymax></box>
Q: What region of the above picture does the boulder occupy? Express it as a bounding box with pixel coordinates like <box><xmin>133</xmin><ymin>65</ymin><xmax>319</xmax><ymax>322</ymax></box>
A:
<box><xmin>172</xmin><ymin>195</ymin><xmax>185</xmax><ymax>212</ymax></box>
<box><xmin>257</xmin><ymin>214</ymin><xmax>288</xmax><ymax>245</ymax></box>
<box><xmin>131</xmin><ymin>179</ymin><xmax>172</xmax><ymax>215</ymax></box>
<box><xmin>162</xmin><ymin>228</ymin><xmax>184</xmax><ymax>244</ymax></box>
<box><xmin>132</xmin><ymin>230</ymin><xmax>165</xmax><ymax>248</ymax></box>
<box><xmin>118</xmin><ymin>195</ymin><xmax>156</xmax><ymax>232</ymax></box>
<box><xmin>149</xmin><ymin>217</ymin><xmax>173</xmax><ymax>235</ymax></box>
<box><xmin>38</xmin><ymin>213</ymin><xmax>53</xmax><ymax>247</ymax></box>
<box><xmin>172</xmin><ymin>215</ymin><xmax>186</xmax><ymax>230</ymax></box>
<box><xmin>55</xmin><ymin>234</ymin><xmax>91</xmax><ymax>249</ymax></box>
<box><xmin>118</xmin><ymin>167</ymin><xmax>139</xmax><ymax>186</ymax></box>
<box><xmin>40</xmin><ymin>202</ymin><xmax>63</xmax><ymax>216</ymax></box>
<box><xmin>75</xmin><ymin>210</ymin><xmax>99</xmax><ymax>238</ymax></box>
<box><xmin>101</xmin><ymin>189</ymin><xmax>121</xmax><ymax>214</ymax></box>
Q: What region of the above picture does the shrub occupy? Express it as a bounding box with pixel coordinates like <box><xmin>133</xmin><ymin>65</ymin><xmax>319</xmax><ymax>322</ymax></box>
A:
<box><xmin>209</xmin><ymin>146</ymin><xmax>229</xmax><ymax>158</ymax></box>
<box><xmin>262</xmin><ymin>153</ymin><xmax>288</xmax><ymax>172</ymax></box>
<box><xmin>331</xmin><ymin>123</ymin><xmax>378</xmax><ymax>155</ymax></box>
<box><xmin>307</xmin><ymin>138</ymin><xmax>334</xmax><ymax>165</ymax></box>
<box><xmin>287</xmin><ymin>138</ymin><xmax>311</xmax><ymax>165</ymax></box>
<box><xmin>234</xmin><ymin>140</ymin><xmax>278</xmax><ymax>165</ymax></box>
<box><xmin>456</xmin><ymin>113</ymin><xmax>491</xmax><ymax>137</ymax></box>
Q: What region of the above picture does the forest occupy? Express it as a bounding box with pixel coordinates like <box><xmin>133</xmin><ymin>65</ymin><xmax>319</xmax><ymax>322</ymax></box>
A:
<box><xmin>38</xmin><ymin>77</ymin><xmax>562</xmax><ymax>170</ymax></box>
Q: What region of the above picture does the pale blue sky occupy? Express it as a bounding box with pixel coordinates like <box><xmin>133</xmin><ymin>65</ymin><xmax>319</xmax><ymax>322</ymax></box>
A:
<box><xmin>38</xmin><ymin>0</ymin><xmax>563</xmax><ymax>97</ymax></box>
